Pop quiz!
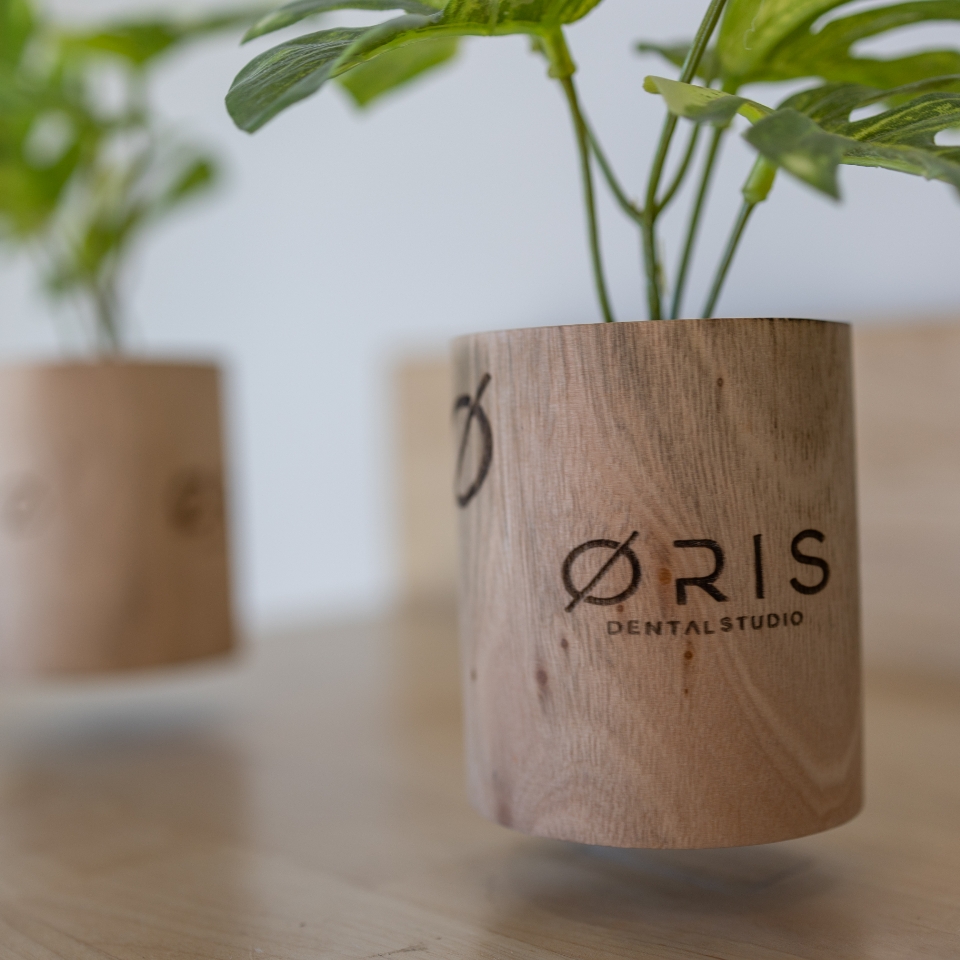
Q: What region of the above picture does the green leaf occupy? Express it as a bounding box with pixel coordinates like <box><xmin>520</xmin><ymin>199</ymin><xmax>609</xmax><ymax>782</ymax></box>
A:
<box><xmin>781</xmin><ymin>75</ymin><xmax>960</xmax><ymax>124</ymax></box>
<box><xmin>715</xmin><ymin>0</ymin><xmax>960</xmax><ymax>91</ymax></box>
<box><xmin>337</xmin><ymin>35</ymin><xmax>459</xmax><ymax>105</ymax></box>
<box><xmin>162</xmin><ymin>157</ymin><xmax>217</xmax><ymax>206</ymax></box>
<box><xmin>643</xmin><ymin>76</ymin><xmax>772</xmax><ymax>124</ymax></box>
<box><xmin>226</xmin><ymin>25</ymin><xmax>393</xmax><ymax>131</ymax></box>
<box><xmin>744</xmin><ymin>110</ymin><xmax>843</xmax><ymax>197</ymax></box>
<box><xmin>243</xmin><ymin>0</ymin><xmax>440</xmax><ymax>43</ymax></box>
<box><xmin>228</xmin><ymin>0</ymin><xmax>606</xmax><ymax>131</ymax></box>
<box><xmin>718</xmin><ymin>0</ymin><xmax>852</xmax><ymax>84</ymax></box>
<box><xmin>751</xmin><ymin>1</ymin><xmax>960</xmax><ymax>88</ymax></box>
<box><xmin>745</xmin><ymin>85</ymin><xmax>960</xmax><ymax>198</ymax></box>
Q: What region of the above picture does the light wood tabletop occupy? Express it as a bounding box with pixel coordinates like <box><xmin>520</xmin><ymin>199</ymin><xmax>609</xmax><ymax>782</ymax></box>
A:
<box><xmin>0</xmin><ymin>602</ymin><xmax>956</xmax><ymax>959</ymax></box>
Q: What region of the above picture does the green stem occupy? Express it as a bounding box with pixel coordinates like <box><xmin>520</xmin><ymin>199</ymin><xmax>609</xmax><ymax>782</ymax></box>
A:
<box><xmin>702</xmin><ymin>199</ymin><xmax>755</xmax><ymax>319</ymax></box>
<box><xmin>561</xmin><ymin>75</ymin><xmax>616</xmax><ymax>323</ymax></box>
<box><xmin>670</xmin><ymin>124</ymin><xmax>726</xmax><ymax>319</ymax></box>
<box><xmin>657</xmin><ymin>122</ymin><xmax>702</xmax><ymax>213</ymax></box>
<box><xmin>93</xmin><ymin>281</ymin><xmax>121</xmax><ymax>354</ymax></box>
<box><xmin>679</xmin><ymin>0</ymin><xmax>729</xmax><ymax>86</ymax></box>
<box><xmin>641</xmin><ymin>0</ymin><xmax>730</xmax><ymax>320</ymax></box>
<box><xmin>585</xmin><ymin>123</ymin><xmax>644</xmax><ymax>225</ymax></box>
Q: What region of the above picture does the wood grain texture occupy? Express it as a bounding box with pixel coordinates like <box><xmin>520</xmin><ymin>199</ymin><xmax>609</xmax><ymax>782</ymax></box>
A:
<box><xmin>0</xmin><ymin>608</ymin><xmax>955</xmax><ymax>958</ymax></box>
<box><xmin>0</xmin><ymin>361</ymin><xmax>234</xmax><ymax>676</ymax></box>
<box><xmin>453</xmin><ymin>318</ymin><xmax>862</xmax><ymax>848</ymax></box>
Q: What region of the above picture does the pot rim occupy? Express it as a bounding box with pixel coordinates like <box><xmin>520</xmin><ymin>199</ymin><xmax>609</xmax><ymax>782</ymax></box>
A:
<box><xmin>452</xmin><ymin>316</ymin><xmax>849</xmax><ymax>346</ymax></box>
<box><xmin>0</xmin><ymin>356</ymin><xmax>223</xmax><ymax>375</ymax></box>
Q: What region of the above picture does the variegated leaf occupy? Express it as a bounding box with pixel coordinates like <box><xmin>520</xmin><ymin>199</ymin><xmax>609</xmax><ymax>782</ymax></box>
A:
<box><xmin>650</xmin><ymin>1</ymin><xmax>960</xmax><ymax>95</ymax></box>
<box><xmin>228</xmin><ymin>0</ymin><xmax>606</xmax><ymax>131</ymax></box>
<box><xmin>243</xmin><ymin>0</ymin><xmax>441</xmax><ymax>44</ymax></box>
<box><xmin>646</xmin><ymin>75</ymin><xmax>960</xmax><ymax>199</ymax></box>
<box><xmin>227</xmin><ymin>26</ymin><xmax>373</xmax><ymax>130</ymax></box>
<box><xmin>643</xmin><ymin>76</ymin><xmax>772</xmax><ymax>124</ymax></box>
<box><xmin>717</xmin><ymin>0</ymin><xmax>851</xmax><ymax>83</ymax></box>
<box><xmin>337</xmin><ymin>35</ymin><xmax>459</xmax><ymax>106</ymax></box>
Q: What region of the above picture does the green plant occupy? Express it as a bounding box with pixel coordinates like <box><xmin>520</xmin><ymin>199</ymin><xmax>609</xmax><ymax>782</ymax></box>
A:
<box><xmin>0</xmin><ymin>0</ymin><xmax>264</xmax><ymax>352</ymax></box>
<box><xmin>225</xmin><ymin>0</ymin><xmax>960</xmax><ymax>322</ymax></box>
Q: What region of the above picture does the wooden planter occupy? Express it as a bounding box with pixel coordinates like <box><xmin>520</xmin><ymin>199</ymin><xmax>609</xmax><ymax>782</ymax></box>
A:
<box><xmin>453</xmin><ymin>318</ymin><xmax>862</xmax><ymax>849</ymax></box>
<box><xmin>0</xmin><ymin>361</ymin><xmax>234</xmax><ymax>677</ymax></box>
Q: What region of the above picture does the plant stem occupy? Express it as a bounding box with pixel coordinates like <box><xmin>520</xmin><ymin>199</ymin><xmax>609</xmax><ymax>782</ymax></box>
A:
<box><xmin>679</xmin><ymin>0</ymin><xmax>730</xmax><ymax>86</ymax></box>
<box><xmin>561</xmin><ymin>75</ymin><xmax>616</xmax><ymax>323</ymax></box>
<box><xmin>657</xmin><ymin>122</ymin><xmax>702</xmax><ymax>213</ymax></box>
<box><xmin>93</xmin><ymin>281</ymin><xmax>122</xmax><ymax>354</ymax></box>
<box><xmin>641</xmin><ymin>0</ymin><xmax>730</xmax><ymax>320</ymax></box>
<box><xmin>702</xmin><ymin>199</ymin><xmax>755</xmax><ymax>319</ymax></box>
<box><xmin>585</xmin><ymin>123</ymin><xmax>644</xmax><ymax>225</ymax></box>
<box><xmin>670</xmin><ymin>124</ymin><xmax>726</xmax><ymax>319</ymax></box>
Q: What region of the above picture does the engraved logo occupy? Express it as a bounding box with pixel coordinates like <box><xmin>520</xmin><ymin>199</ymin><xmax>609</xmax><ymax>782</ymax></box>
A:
<box><xmin>1</xmin><ymin>472</ymin><xmax>53</xmax><ymax>537</ymax></box>
<box><xmin>563</xmin><ymin>529</ymin><xmax>831</xmax><ymax>617</ymax></box>
<box><xmin>562</xmin><ymin>531</ymin><xmax>642</xmax><ymax>612</ymax></box>
<box><xmin>454</xmin><ymin>372</ymin><xmax>493</xmax><ymax>509</ymax></box>
<box><xmin>167</xmin><ymin>469</ymin><xmax>223</xmax><ymax>537</ymax></box>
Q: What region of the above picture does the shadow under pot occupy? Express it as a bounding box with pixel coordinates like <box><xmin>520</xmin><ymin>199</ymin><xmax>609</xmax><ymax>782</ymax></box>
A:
<box><xmin>0</xmin><ymin>361</ymin><xmax>234</xmax><ymax>677</ymax></box>
<box><xmin>453</xmin><ymin>317</ymin><xmax>862</xmax><ymax>849</ymax></box>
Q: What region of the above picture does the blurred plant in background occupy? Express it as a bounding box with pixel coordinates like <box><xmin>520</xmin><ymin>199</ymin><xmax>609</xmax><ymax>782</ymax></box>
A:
<box><xmin>0</xmin><ymin>0</ymin><xmax>264</xmax><ymax>352</ymax></box>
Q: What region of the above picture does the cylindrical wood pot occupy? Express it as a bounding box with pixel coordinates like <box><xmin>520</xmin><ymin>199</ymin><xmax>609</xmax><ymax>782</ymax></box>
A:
<box><xmin>0</xmin><ymin>361</ymin><xmax>234</xmax><ymax>677</ymax></box>
<box><xmin>453</xmin><ymin>318</ymin><xmax>862</xmax><ymax>849</ymax></box>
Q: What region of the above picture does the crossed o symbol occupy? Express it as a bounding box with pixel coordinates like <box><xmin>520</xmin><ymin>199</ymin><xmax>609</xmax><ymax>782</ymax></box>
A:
<box><xmin>454</xmin><ymin>373</ymin><xmax>493</xmax><ymax>509</ymax></box>
<box><xmin>562</xmin><ymin>531</ymin><xmax>641</xmax><ymax>612</ymax></box>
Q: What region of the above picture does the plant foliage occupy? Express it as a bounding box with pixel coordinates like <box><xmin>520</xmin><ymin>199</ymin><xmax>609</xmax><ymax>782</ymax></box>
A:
<box><xmin>227</xmin><ymin>0</ymin><xmax>960</xmax><ymax>321</ymax></box>
<box><xmin>227</xmin><ymin>0</ymin><xmax>602</xmax><ymax>131</ymax></box>
<box><xmin>647</xmin><ymin>75</ymin><xmax>960</xmax><ymax>199</ymax></box>
<box><xmin>643</xmin><ymin>0</ymin><xmax>960</xmax><ymax>91</ymax></box>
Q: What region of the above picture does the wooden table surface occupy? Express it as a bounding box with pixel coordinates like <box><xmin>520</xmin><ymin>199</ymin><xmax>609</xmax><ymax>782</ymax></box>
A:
<box><xmin>0</xmin><ymin>603</ymin><xmax>957</xmax><ymax>959</ymax></box>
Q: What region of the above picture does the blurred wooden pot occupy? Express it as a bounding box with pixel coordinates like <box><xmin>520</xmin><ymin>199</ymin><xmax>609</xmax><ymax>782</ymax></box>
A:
<box><xmin>453</xmin><ymin>318</ymin><xmax>862</xmax><ymax>849</ymax></box>
<box><xmin>0</xmin><ymin>361</ymin><xmax>234</xmax><ymax>677</ymax></box>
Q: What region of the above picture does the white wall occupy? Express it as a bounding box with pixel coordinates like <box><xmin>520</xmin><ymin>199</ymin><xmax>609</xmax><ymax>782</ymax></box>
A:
<box><xmin>3</xmin><ymin>0</ymin><xmax>960</xmax><ymax>630</ymax></box>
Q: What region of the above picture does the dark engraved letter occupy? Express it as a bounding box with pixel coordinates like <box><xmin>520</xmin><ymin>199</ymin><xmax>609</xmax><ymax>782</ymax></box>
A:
<box><xmin>791</xmin><ymin>611</ymin><xmax>804</xmax><ymax>625</ymax></box>
<box><xmin>684</xmin><ymin>621</ymin><xmax>701</xmax><ymax>635</ymax></box>
<box><xmin>767</xmin><ymin>613</ymin><xmax>780</xmax><ymax>628</ymax></box>
<box><xmin>563</xmin><ymin>532</ymin><xmax>641</xmax><ymax>613</ymax></box>
<box><xmin>607</xmin><ymin>621</ymin><xmax>623</xmax><ymax>635</ymax></box>
<box><xmin>673</xmin><ymin>540</ymin><xmax>729</xmax><ymax>604</ymax></box>
<box><xmin>753</xmin><ymin>534</ymin><xmax>765</xmax><ymax>599</ymax></box>
<box><xmin>720</xmin><ymin>617</ymin><xmax>733</xmax><ymax>632</ymax></box>
<box><xmin>789</xmin><ymin>529</ymin><xmax>830</xmax><ymax>595</ymax></box>
<box><xmin>454</xmin><ymin>373</ymin><xmax>493</xmax><ymax>508</ymax></box>
<box><xmin>645</xmin><ymin>621</ymin><xmax>663</xmax><ymax>636</ymax></box>
<box><xmin>628</xmin><ymin>620</ymin><xmax>640</xmax><ymax>635</ymax></box>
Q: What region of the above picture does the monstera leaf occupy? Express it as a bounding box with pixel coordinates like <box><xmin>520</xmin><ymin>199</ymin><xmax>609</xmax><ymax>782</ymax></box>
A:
<box><xmin>643</xmin><ymin>75</ymin><xmax>771</xmax><ymax>124</ymax></box>
<box><xmin>646</xmin><ymin>74</ymin><xmax>960</xmax><ymax>199</ymax></box>
<box><xmin>227</xmin><ymin>0</ymin><xmax>605</xmax><ymax>131</ymax></box>
<box><xmin>749</xmin><ymin>81</ymin><xmax>960</xmax><ymax>197</ymax></box>
<box><xmin>641</xmin><ymin>0</ymin><xmax>960</xmax><ymax>94</ymax></box>
<box><xmin>242</xmin><ymin>0</ymin><xmax>443</xmax><ymax>41</ymax></box>
<box><xmin>338</xmin><ymin>36</ymin><xmax>459</xmax><ymax>106</ymax></box>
